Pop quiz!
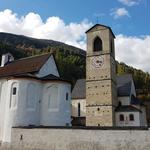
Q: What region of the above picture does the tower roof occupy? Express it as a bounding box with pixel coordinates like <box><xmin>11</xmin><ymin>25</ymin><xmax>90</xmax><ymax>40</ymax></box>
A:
<box><xmin>85</xmin><ymin>24</ymin><xmax>115</xmax><ymax>38</ymax></box>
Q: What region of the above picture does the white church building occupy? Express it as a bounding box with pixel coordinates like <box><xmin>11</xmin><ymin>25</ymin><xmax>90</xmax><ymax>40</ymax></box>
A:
<box><xmin>0</xmin><ymin>53</ymin><xmax>71</xmax><ymax>142</ymax></box>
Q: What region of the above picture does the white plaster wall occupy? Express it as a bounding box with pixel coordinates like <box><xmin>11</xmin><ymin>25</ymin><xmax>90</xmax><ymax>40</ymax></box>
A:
<box><xmin>118</xmin><ymin>96</ymin><xmax>130</xmax><ymax>105</ymax></box>
<box><xmin>1</xmin><ymin>79</ymin><xmax>42</xmax><ymax>142</ymax></box>
<box><xmin>40</xmin><ymin>82</ymin><xmax>71</xmax><ymax>126</ymax></box>
<box><xmin>115</xmin><ymin>112</ymin><xmax>140</xmax><ymax>126</ymax></box>
<box><xmin>71</xmin><ymin>99</ymin><xmax>86</xmax><ymax>117</ymax></box>
<box><xmin>0</xmin><ymin>79</ymin><xmax>7</xmax><ymax>141</ymax></box>
<box><xmin>14</xmin><ymin>79</ymin><xmax>42</xmax><ymax>126</ymax></box>
<box><xmin>2</xmin><ymin>79</ymin><xmax>19</xmax><ymax>142</ymax></box>
<box><xmin>9</xmin><ymin>128</ymin><xmax>150</xmax><ymax>150</ymax></box>
<box><xmin>36</xmin><ymin>55</ymin><xmax>59</xmax><ymax>77</ymax></box>
<box><xmin>0</xmin><ymin>77</ymin><xmax>71</xmax><ymax>143</ymax></box>
<box><xmin>140</xmin><ymin>106</ymin><xmax>147</xmax><ymax>126</ymax></box>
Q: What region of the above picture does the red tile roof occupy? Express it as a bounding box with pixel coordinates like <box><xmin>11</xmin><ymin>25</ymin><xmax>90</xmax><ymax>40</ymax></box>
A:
<box><xmin>0</xmin><ymin>53</ymin><xmax>51</xmax><ymax>77</ymax></box>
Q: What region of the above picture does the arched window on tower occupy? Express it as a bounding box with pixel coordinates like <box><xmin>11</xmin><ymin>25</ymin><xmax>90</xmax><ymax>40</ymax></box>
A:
<box><xmin>93</xmin><ymin>37</ymin><xmax>102</xmax><ymax>52</ymax></box>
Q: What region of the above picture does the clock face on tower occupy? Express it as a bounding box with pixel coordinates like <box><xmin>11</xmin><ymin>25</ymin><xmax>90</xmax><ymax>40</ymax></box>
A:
<box><xmin>91</xmin><ymin>56</ymin><xmax>104</xmax><ymax>68</ymax></box>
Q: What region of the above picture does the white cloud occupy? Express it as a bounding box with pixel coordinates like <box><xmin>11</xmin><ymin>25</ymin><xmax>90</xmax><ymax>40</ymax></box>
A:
<box><xmin>0</xmin><ymin>9</ymin><xmax>92</xmax><ymax>49</ymax></box>
<box><xmin>115</xmin><ymin>35</ymin><xmax>150</xmax><ymax>72</ymax></box>
<box><xmin>118</xmin><ymin>0</ymin><xmax>141</xmax><ymax>6</ymax></box>
<box><xmin>110</xmin><ymin>8</ymin><xmax>130</xmax><ymax>19</ymax></box>
<box><xmin>0</xmin><ymin>9</ymin><xmax>150</xmax><ymax>72</ymax></box>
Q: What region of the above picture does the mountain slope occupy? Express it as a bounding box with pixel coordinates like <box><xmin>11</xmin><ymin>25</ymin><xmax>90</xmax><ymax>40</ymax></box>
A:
<box><xmin>0</xmin><ymin>32</ymin><xmax>86</xmax><ymax>56</ymax></box>
<box><xmin>0</xmin><ymin>32</ymin><xmax>150</xmax><ymax>99</ymax></box>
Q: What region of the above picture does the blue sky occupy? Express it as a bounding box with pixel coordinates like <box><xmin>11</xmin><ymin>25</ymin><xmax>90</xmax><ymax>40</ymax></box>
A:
<box><xmin>0</xmin><ymin>0</ymin><xmax>150</xmax><ymax>72</ymax></box>
<box><xmin>0</xmin><ymin>0</ymin><xmax>149</xmax><ymax>36</ymax></box>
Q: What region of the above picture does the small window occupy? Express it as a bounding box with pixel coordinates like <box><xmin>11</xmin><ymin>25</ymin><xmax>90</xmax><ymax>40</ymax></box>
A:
<box><xmin>118</xmin><ymin>101</ymin><xmax>122</xmax><ymax>106</ymax></box>
<box><xmin>119</xmin><ymin>114</ymin><xmax>124</xmax><ymax>121</ymax></box>
<box><xmin>10</xmin><ymin>83</ymin><xmax>18</xmax><ymax>108</ymax></box>
<box><xmin>129</xmin><ymin>114</ymin><xmax>134</xmax><ymax>121</ymax></box>
<box><xmin>78</xmin><ymin>103</ymin><xmax>81</xmax><ymax>117</ymax></box>
<box><xmin>66</xmin><ymin>93</ymin><xmax>69</xmax><ymax>100</ymax></box>
<box><xmin>13</xmin><ymin>87</ymin><xmax>17</xmax><ymax>95</ymax></box>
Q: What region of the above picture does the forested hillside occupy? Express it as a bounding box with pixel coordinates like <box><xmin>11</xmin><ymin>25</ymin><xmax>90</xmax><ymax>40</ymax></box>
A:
<box><xmin>0</xmin><ymin>32</ymin><xmax>150</xmax><ymax>100</ymax></box>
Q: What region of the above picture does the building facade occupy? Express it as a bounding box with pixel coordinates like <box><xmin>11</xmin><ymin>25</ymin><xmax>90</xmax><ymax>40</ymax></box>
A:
<box><xmin>0</xmin><ymin>53</ymin><xmax>71</xmax><ymax>142</ymax></box>
<box><xmin>71</xmin><ymin>24</ymin><xmax>147</xmax><ymax>127</ymax></box>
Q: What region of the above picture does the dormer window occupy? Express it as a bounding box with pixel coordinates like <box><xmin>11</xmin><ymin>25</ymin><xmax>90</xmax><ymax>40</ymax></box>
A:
<box><xmin>93</xmin><ymin>37</ymin><xmax>102</xmax><ymax>52</ymax></box>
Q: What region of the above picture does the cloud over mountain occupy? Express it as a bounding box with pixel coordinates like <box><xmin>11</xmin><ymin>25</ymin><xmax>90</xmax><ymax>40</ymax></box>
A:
<box><xmin>115</xmin><ymin>35</ymin><xmax>150</xmax><ymax>72</ymax></box>
<box><xmin>0</xmin><ymin>9</ymin><xmax>150</xmax><ymax>72</ymax></box>
<box><xmin>0</xmin><ymin>9</ymin><xmax>92</xmax><ymax>49</ymax></box>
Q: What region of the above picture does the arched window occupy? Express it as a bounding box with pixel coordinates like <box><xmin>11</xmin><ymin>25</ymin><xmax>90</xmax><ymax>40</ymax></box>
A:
<box><xmin>10</xmin><ymin>82</ymin><xmax>18</xmax><ymax>108</ymax></box>
<box><xmin>129</xmin><ymin>114</ymin><xmax>134</xmax><ymax>121</ymax></box>
<box><xmin>47</xmin><ymin>85</ymin><xmax>58</xmax><ymax>110</ymax></box>
<box><xmin>78</xmin><ymin>103</ymin><xmax>81</xmax><ymax>117</ymax></box>
<box><xmin>119</xmin><ymin>114</ymin><xmax>124</xmax><ymax>121</ymax></box>
<box><xmin>66</xmin><ymin>93</ymin><xmax>69</xmax><ymax>101</ymax></box>
<box><xmin>27</xmin><ymin>83</ymin><xmax>36</xmax><ymax>109</ymax></box>
<box><xmin>93</xmin><ymin>37</ymin><xmax>102</xmax><ymax>52</ymax></box>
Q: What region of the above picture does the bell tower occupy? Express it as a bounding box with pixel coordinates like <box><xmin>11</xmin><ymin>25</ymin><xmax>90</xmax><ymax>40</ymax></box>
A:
<box><xmin>86</xmin><ymin>24</ymin><xmax>117</xmax><ymax>126</ymax></box>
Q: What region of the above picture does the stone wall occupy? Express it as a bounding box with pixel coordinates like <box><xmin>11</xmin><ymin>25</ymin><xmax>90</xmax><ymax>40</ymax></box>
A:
<box><xmin>1</xmin><ymin>127</ymin><xmax>150</xmax><ymax>150</ymax></box>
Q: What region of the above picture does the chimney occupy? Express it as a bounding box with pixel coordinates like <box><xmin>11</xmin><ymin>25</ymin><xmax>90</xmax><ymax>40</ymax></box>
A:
<box><xmin>1</xmin><ymin>53</ymin><xmax>14</xmax><ymax>67</ymax></box>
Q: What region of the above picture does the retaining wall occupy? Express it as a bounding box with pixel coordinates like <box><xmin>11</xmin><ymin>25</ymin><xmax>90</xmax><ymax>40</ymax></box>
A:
<box><xmin>1</xmin><ymin>127</ymin><xmax>150</xmax><ymax>150</ymax></box>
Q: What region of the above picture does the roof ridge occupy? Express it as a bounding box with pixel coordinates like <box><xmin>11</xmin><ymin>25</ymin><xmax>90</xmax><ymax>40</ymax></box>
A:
<box><xmin>0</xmin><ymin>53</ymin><xmax>53</xmax><ymax>78</ymax></box>
<box><xmin>11</xmin><ymin>53</ymin><xmax>52</xmax><ymax>64</ymax></box>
